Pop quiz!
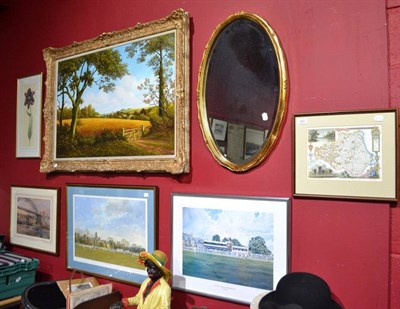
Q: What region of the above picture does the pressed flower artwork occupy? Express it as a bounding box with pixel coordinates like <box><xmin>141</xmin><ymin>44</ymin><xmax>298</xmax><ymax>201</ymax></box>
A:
<box><xmin>16</xmin><ymin>73</ymin><xmax>43</xmax><ymax>158</ymax></box>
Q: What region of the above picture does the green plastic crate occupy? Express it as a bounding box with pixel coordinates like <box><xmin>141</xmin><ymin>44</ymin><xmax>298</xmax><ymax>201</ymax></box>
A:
<box><xmin>0</xmin><ymin>251</ymin><xmax>39</xmax><ymax>300</ymax></box>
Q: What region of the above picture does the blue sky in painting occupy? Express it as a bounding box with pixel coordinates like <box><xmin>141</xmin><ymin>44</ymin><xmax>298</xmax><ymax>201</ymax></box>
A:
<box><xmin>59</xmin><ymin>31</ymin><xmax>175</xmax><ymax>115</ymax></box>
<box><xmin>74</xmin><ymin>195</ymin><xmax>147</xmax><ymax>247</ymax></box>
<box><xmin>83</xmin><ymin>43</ymin><xmax>154</xmax><ymax>114</ymax></box>
<box><xmin>183</xmin><ymin>207</ymin><xmax>274</xmax><ymax>251</ymax></box>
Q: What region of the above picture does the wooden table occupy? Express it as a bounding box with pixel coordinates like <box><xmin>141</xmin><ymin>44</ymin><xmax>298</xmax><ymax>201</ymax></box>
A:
<box><xmin>0</xmin><ymin>296</ymin><xmax>21</xmax><ymax>308</ymax></box>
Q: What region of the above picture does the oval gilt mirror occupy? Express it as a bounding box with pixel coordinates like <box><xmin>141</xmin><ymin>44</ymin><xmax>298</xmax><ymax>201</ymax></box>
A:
<box><xmin>198</xmin><ymin>12</ymin><xmax>289</xmax><ymax>172</ymax></box>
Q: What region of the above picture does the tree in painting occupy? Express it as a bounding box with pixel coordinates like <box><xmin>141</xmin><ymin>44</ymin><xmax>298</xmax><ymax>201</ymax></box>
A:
<box><xmin>57</xmin><ymin>49</ymin><xmax>129</xmax><ymax>139</ymax></box>
<box><xmin>248</xmin><ymin>235</ymin><xmax>271</xmax><ymax>255</ymax></box>
<box><xmin>125</xmin><ymin>32</ymin><xmax>175</xmax><ymax>121</ymax></box>
<box><xmin>54</xmin><ymin>33</ymin><xmax>177</xmax><ymax>159</ymax></box>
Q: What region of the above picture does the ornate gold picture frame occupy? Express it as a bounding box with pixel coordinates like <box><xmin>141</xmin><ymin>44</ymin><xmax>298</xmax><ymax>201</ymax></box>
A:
<box><xmin>40</xmin><ymin>9</ymin><xmax>190</xmax><ymax>174</ymax></box>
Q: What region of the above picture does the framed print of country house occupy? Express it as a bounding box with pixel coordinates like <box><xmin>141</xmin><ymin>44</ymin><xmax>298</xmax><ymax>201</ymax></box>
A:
<box><xmin>293</xmin><ymin>109</ymin><xmax>398</xmax><ymax>201</ymax></box>
<box><xmin>10</xmin><ymin>186</ymin><xmax>59</xmax><ymax>255</ymax></box>
<box><xmin>16</xmin><ymin>73</ymin><xmax>43</xmax><ymax>158</ymax></box>
<box><xmin>40</xmin><ymin>9</ymin><xmax>190</xmax><ymax>174</ymax></box>
<box><xmin>171</xmin><ymin>193</ymin><xmax>290</xmax><ymax>304</ymax></box>
<box><xmin>66</xmin><ymin>185</ymin><xmax>157</xmax><ymax>285</ymax></box>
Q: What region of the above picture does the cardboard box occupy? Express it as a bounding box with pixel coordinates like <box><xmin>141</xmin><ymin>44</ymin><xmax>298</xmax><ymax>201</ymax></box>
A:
<box><xmin>57</xmin><ymin>277</ymin><xmax>100</xmax><ymax>298</ymax></box>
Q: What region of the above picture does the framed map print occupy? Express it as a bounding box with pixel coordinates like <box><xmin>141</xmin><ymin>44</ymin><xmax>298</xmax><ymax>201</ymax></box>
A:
<box><xmin>293</xmin><ymin>109</ymin><xmax>398</xmax><ymax>201</ymax></box>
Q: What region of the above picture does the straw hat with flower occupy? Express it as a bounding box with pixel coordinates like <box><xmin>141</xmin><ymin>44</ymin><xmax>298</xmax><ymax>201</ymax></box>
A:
<box><xmin>137</xmin><ymin>250</ymin><xmax>172</xmax><ymax>281</ymax></box>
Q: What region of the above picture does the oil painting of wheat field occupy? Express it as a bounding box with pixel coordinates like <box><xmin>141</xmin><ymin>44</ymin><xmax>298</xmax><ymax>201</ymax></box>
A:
<box><xmin>40</xmin><ymin>10</ymin><xmax>189</xmax><ymax>173</ymax></box>
<box><xmin>55</xmin><ymin>34</ymin><xmax>175</xmax><ymax>159</ymax></box>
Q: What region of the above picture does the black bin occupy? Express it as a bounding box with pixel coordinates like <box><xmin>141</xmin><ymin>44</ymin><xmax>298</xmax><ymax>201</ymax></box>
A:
<box><xmin>21</xmin><ymin>281</ymin><xmax>66</xmax><ymax>309</ymax></box>
<box><xmin>21</xmin><ymin>280</ymin><xmax>122</xmax><ymax>309</ymax></box>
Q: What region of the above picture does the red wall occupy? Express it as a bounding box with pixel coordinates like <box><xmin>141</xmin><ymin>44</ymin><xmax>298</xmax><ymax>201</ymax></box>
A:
<box><xmin>0</xmin><ymin>1</ymin><xmax>398</xmax><ymax>308</ymax></box>
<box><xmin>388</xmin><ymin>0</ymin><xmax>400</xmax><ymax>308</ymax></box>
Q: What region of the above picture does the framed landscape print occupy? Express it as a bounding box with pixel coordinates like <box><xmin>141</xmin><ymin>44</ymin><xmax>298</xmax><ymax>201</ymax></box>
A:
<box><xmin>16</xmin><ymin>73</ymin><xmax>42</xmax><ymax>158</ymax></box>
<box><xmin>294</xmin><ymin>109</ymin><xmax>398</xmax><ymax>201</ymax></box>
<box><xmin>171</xmin><ymin>193</ymin><xmax>290</xmax><ymax>304</ymax></box>
<box><xmin>40</xmin><ymin>9</ymin><xmax>190</xmax><ymax>174</ymax></box>
<box><xmin>66</xmin><ymin>185</ymin><xmax>157</xmax><ymax>285</ymax></box>
<box><xmin>10</xmin><ymin>186</ymin><xmax>59</xmax><ymax>254</ymax></box>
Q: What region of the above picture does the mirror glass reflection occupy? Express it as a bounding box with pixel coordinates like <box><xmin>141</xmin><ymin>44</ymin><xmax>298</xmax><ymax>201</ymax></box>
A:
<box><xmin>198</xmin><ymin>12</ymin><xmax>289</xmax><ymax>172</ymax></box>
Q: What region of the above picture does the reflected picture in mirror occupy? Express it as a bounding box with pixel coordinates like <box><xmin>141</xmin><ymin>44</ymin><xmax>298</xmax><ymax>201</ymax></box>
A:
<box><xmin>198</xmin><ymin>12</ymin><xmax>289</xmax><ymax>172</ymax></box>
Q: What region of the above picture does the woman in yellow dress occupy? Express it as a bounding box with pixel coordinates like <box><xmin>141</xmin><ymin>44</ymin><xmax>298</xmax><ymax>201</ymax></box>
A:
<box><xmin>122</xmin><ymin>250</ymin><xmax>172</xmax><ymax>309</ymax></box>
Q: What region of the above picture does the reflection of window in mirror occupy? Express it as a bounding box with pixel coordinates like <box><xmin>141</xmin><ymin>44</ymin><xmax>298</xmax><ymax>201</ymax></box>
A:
<box><xmin>198</xmin><ymin>12</ymin><xmax>289</xmax><ymax>172</ymax></box>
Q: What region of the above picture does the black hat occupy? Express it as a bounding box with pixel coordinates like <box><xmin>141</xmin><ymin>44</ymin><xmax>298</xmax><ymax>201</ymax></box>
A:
<box><xmin>256</xmin><ymin>272</ymin><xmax>342</xmax><ymax>309</ymax></box>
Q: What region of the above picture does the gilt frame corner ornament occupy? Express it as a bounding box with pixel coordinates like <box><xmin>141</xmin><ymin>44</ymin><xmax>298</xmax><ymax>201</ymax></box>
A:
<box><xmin>40</xmin><ymin>9</ymin><xmax>190</xmax><ymax>174</ymax></box>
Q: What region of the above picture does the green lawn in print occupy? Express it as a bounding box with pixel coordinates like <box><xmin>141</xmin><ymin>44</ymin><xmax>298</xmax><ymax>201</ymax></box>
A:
<box><xmin>183</xmin><ymin>250</ymin><xmax>273</xmax><ymax>290</ymax></box>
<box><xmin>73</xmin><ymin>194</ymin><xmax>148</xmax><ymax>272</ymax></box>
<box><xmin>75</xmin><ymin>244</ymin><xmax>145</xmax><ymax>270</ymax></box>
